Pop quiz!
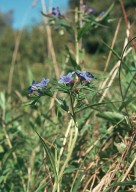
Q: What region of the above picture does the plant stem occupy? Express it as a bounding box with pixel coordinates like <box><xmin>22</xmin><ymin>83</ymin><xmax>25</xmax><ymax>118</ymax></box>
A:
<box><xmin>57</xmin><ymin>118</ymin><xmax>74</xmax><ymax>167</ymax></box>
<box><xmin>69</xmin><ymin>91</ymin><xmax>76</xmax><ymax>122</ymax></box>
<box><xmin>58</xmin><ymin>125</ymin><xmax>78</xmax><ymax>181</ymax></box>
<box><xmin>53</xmin><ymin>123</ymin><xmax>78</xmax><ymax>192</ymax></box>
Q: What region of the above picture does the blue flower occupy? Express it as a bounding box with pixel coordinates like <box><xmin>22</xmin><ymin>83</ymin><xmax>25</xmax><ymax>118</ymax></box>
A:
<box><xmin>28</xmin><ymin>78</ymin><xmax>49</xmax><ymax>93</ymax></box>
<box><xmin>75</xmin><ymin>71</ymin><xmax>94</xmax><ymax>83</ymax></box>
<box><xmin>52</xmin><ymin>7</ymin><xmax>61</xmax><ymax>17</ymax></box>
<box><xmin>58</xmin><ymin>72</ymin><xmax>75</xmax><ymax>84</ymax></box>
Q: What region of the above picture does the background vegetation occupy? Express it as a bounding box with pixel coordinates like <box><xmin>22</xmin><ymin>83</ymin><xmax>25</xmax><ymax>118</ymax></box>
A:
<box><xmin>0</xmin><ymin>0</ymin><xmax>136</xmax><ymax>191</ymax></box>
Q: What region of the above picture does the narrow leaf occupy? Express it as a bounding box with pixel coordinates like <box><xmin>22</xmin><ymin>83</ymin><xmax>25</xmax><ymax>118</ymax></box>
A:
<box><xmin>75</xmin><ymin>101</ymin><xmax>121</xmax><ymax>113</ymax></box>
<box><xmin>34</xmin><ymin>129</ymin><xmax>57</xmax><ymax>180</ymax></box>
<box><xmin>71</xmin><ymin>173</ymin><xmax>84</xmax><ymax>192</ymax></box>
<box><xmin>65</xmin><ymin>46</ymin><xmax>81</xmax><ymax>70</ymax></box>
<box><xmin>119</xmin><ymin>97</ymin><xmax>136</xmax><ymax>111</ymax></box>
<box><xmin>78</xmin><ymin>21</ymin><xmax>93</xmax><ymax>40</ymax></box>
<box><xmin>97</xmin><ymin>111</ymin><xmax>125</xmax><ymax>121</ymax></box>
<box><xmin>106</xmin><ymin>180</ymin><xmax>136</xmax><ymax>191</ymax></box>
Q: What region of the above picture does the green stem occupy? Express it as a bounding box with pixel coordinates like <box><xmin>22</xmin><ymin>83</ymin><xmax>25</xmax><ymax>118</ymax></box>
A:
<box><xmin>69</xmin><ymin>91</ymin><xmax>76</xmax><ymax>122</ymax></box>
<box><xmin>56</xmin><ymin>91</ymin><xmax>76</xmax><ymax>168</ymax></box>
<box><xmin>57</xmin><ymin>119</ymin><xmax>74</xmax><ymax>164</ymax></box>
<box><xmin>53</xmin><ymin>122</ymin><xmax>78</xmax><ymax>192</ymax></box>
<box><xmin>58</xmin><ymin>125</ymin><xmax>78</xmax><ymax>179</ymax></box>
<box><xmin>58</xmin><ymin>125</ymin><xmax>78</xmax><ymax>189</ymax></box>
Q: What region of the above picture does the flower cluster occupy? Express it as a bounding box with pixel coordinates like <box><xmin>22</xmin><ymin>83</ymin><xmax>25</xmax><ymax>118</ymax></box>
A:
<box><xmin>28</xmin><ymin>78</ymin><xmax>49</xmax><ymax>94</ymax></box>
<box><xmin>28</xmin><ymin>71</ymin><xmax>94</xmax><ymax>95</ymax></box>
<box><xmin>51</xmin><ymin>7</ymin><xmax>62</xmax><ymax>18</ymax></box>
<box><xmin>57</xmin><ymin>71</ymin><xmax>95</xmax><ymax>94</ymax></box>
<box><xmin>58</xmin><ymin>71</ymin><xmax>94</xmax><ymax>84</ymax></box>
<box><xmin>47</xmin><ymin>7</ymin><xmax>65</xmax><ymax>33</ymax></box>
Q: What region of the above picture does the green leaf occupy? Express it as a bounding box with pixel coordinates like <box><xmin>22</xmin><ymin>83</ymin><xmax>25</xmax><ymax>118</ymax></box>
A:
<box><xmin>57</xmin><ymin>19</ymin><xmax>72</xmax><ymax>32</ymax></box>
<box><xmin>6</xmin><ymin>114</ymin><xmax>23</xmax><ymax>125</ymax></box>
<box><xmin>97</xmin><ymin>111</ymin><xmax>125</xmax><ymax>121</ymax></box>
<box><xmin>103</xmin><ymin>42</ymin><xmax>121</xmax><ymax>60</ymax></box>
<box><xmin>26</xmin><ymin>65</ymin><xmax>34</xmax><ymax>84</ymax></box>
<box><xmin>0</xmin><ymin>176</ymin><xmax>4</xmax><ymax>184</ymax></box>
<box><xmin>22</xmin><ymin>94</ymin><xmax>41</xmax><ymax>106</ymax></box>
<box><xmin>75</xmin><ymin>101</ymin><xmax>120</xmax><ymax>113</ymax></box>
<box><xmin>119</xmin><ymin>97</ymin><xmax>136</xmax><ymax>111</ymax></box>
<box><xmin>77</xmin><ymin>92</ymin><xmax>86</xmax><ymax>100</ymax></box>
<box><xmin>105</xmin><ymin>180</ymin><xmax>136</xmax><ymax>191</ymax></box>
<box><xmin>0</xmin><ymin>145</ymin><xmax>4</xmax><ymax>153</ymax></box>
<box><xmin>58</xmin><ymin>83</ymin><xmax>71</xmax><ymax>91</ymax></box>
<box><xmin>35</xmin><ymin>183</ymin><xmax>46</xmax><ymax>192</ymax></box>
<box><xmin>65</xmin><ymin>46</ymin><xmax>81</xmax><ymax>70</ymax></box>
<box><xmin>95</xmin><ymin>3</ymin><xmax>114</xmax><ymax>22</ymax></box>
<box><xmin>0</xmin><ymin>92</ymin><xmax>6</xmax><ymax>109</ymax></box>
<box><xmin>30</xmin><ymin>98</ymin><xmax>40</xmax><ymax>105</ymax></box>
<box><xmin>43</xmin><ymin>87</ymin><xmax>53</xmax><ymax>97</ymax></box>
<box><xmin>64</xmin><ymin>165</ymin><xmax>79</xmax><ymax>174</ymax></box>
<box><xmin>41</xmin><ymin>11</ymin><xmax>55</xmax><ymax>19</ymax></box>
<box><xmin>22</xmin><ymin>101</ymin><xmax>35</xmax><ymax>106</ymax></box>
<box><xmin>78</xmin><ymin>21</ymin><xmax>93</xmax><ymax>40</ymax></box>
<box><xmin>2</xmin><ymin>147</ymin><xmax>16</xmax><ymax>164</ymax></box>
<box><xmin>34</xmin><ymin>129</ymin><xmax>58</xmax><ymax>180</ymax></box>
<box><xmin>61</xmin><ymin>100</ymin><xmax>69</xmax><ymax>112</ymax></box>
<box><xmin>55</xmin><ymin>139</ymin><xmax>63</xmax><ymax>148</ymax></box>
<box><xmin>71</xmin><ymin>172</ymin><xmax>84</xmax><ymax>192</ymax></box>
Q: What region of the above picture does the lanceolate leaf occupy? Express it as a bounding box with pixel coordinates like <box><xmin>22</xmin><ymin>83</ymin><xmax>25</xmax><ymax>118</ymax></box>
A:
<box><xmin>60</xmin><ymin>100</ymin><xmax>69</xmax><ymax>112</ymax></box>
<box><xmin>43</xmin><ymin>87</ymin><xmax>53</xmax><ymax>97</ymax></box>
<box><xmin>95</xmin><ymin>3</ymin><xmax>114</xmax><ymax>22</ymax></box>
<box><xmin>78</xmin><ymin>21</ymin><xmax>93</xmax><ymax>40</ymax></box>
<box><xmin>58</xmin><ymin>83</ymin><xmax>71</xmax><ymax>91</ymax></box>
<box><xmin>75</xmin><ymin>101</ymin><xmax>120</xmax><ymax>113</ymax></box>
<box><xmin>119</xmin><ymin>97</ymin><xmax>136</xmax><ymax>111</ymax></box>
<box><xmin>105</xmin><ymin>180</ymin><xmax>136</xmax><ymax>191</ymax></box>
<box><xmin>97</xmin><ymin>111</ymin><xmax>125</xmax><ymax>121</ymax></box>
<box><xmin>65</xmin><ymin>46</ymin><xmax>81</xmax><ymax>70</ymax></box>
<box><xmin>70</xmin><ymin>172</ymin><xmax>84</xmax><ymax>192</ymax></box>
<box><xmin>34</xmin><ymin>129</ymin><xmax>57</xmax><ymax>180</ymax></box>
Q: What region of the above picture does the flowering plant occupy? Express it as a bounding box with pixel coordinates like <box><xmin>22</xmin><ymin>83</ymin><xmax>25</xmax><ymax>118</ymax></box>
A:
<box><xmin>25</xmin><ymin>2</ymin><xmax>114</xmax><ymax>192</ymax></box>
<box><xmin>26</xmin><ymin>68</ymin><xmax>97</xmax><ymax>191</ymax></box>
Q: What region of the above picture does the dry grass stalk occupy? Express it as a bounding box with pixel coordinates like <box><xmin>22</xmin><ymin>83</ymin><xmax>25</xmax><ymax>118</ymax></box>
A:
<box><xmin>99</xmin><ymin>60</ymin><xmax>120</xmax><ymax>103</ymax></box>
<box><xmin>104</xmin><ymin>18</ymin><xmax>122</xmax><ymax>72</ymax></box>
<box><xmin>8</xmin><ymin>31</ymin><xmax>22</xmax><ymax>94</ymax></box>
<box><xmin>99</xmin><ymin>27</ymin><xmax>132</xmax><ymax>103</ymax></box>
<box><xmin>40</xmin><ymin>0</ymin><xmax>60</xmax><ymax>79</ymax></box>
<box><xmin>82</xmin><ymin>175</ymin><xmax>95</xmax><ymax>192</ymax></box>
<box><xmin>119</xmin><ymin>0</ymin><xmax>136</xmax><ymax>48</ymax></box>
<box><xmin>91</xmin><ymin>133</ymin><xmax>135</xmax><ymax>192</ymax></box>
<box><xmin>92</xmin><ymin>163</ymin><xmax>117</xmax><ymax>192</ymax></box>
<box><xmin>114</xmin><ymin>156</ymin><xmax>136</xmax><ymax>192</ymax></box>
